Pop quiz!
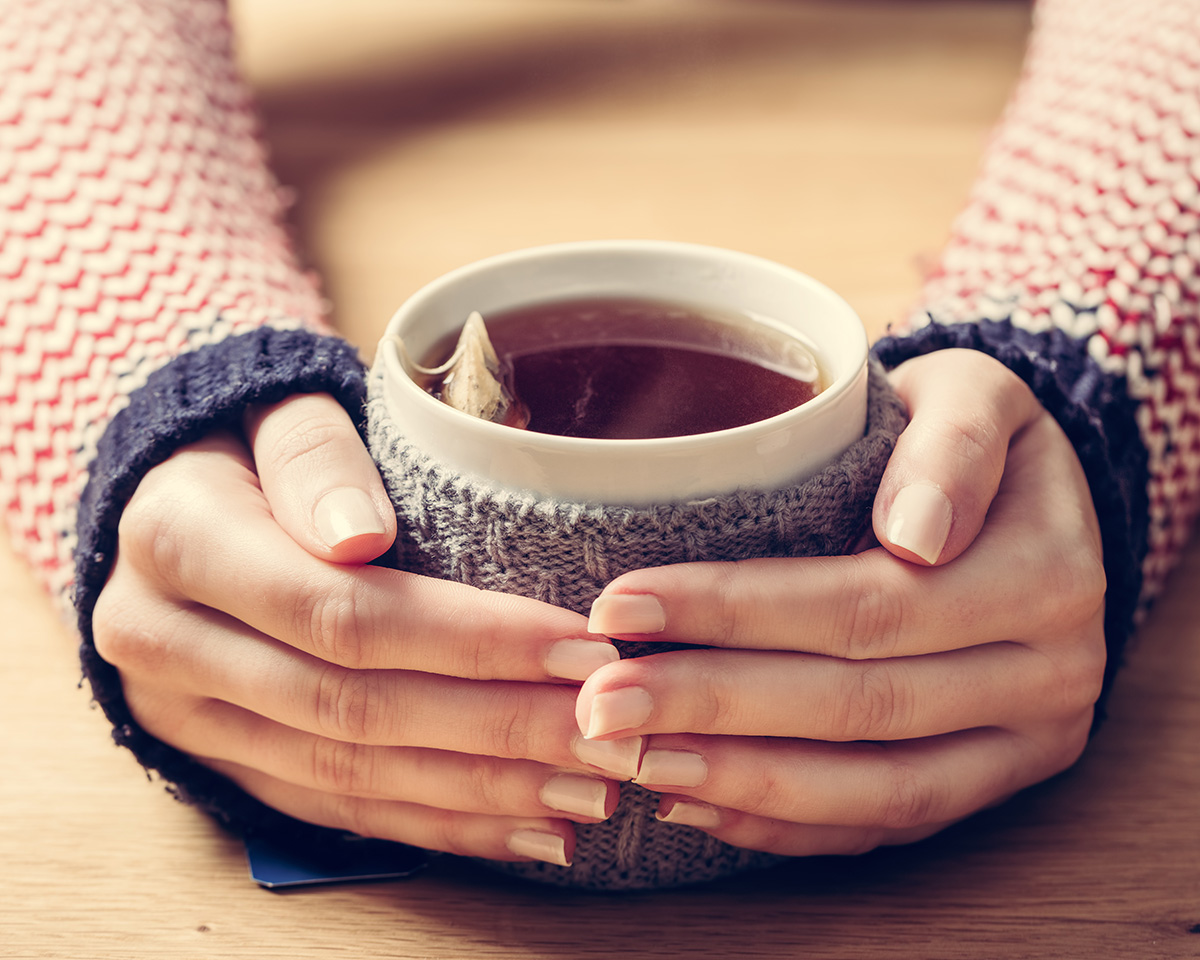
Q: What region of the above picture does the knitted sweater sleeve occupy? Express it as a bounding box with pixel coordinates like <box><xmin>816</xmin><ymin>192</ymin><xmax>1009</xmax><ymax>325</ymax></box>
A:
<box><xmin>0</xmin><ymin>0</ymin><xmax>367</xmax><ymax>705</ymax></box>
<box><xmin>873</xmin><ymin>0</ymin><xmax>1200</xmax><ymax>711</ymax></box>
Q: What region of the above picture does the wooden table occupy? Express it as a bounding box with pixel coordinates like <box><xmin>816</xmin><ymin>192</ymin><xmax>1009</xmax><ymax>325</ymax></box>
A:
<box><xmin>4</xmin><ymin>2</ymin><xmax>1199</xmax><ymax>957</ymax></box>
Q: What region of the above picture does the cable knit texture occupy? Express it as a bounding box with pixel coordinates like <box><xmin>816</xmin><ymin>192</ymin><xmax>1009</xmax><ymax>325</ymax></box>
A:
<box><xmin>365</xmin><ymin>358</ymin><xmax>909</xmax><ymax>890</ymax></box>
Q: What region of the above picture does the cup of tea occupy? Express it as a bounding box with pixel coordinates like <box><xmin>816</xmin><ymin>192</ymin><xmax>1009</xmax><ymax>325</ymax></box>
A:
<box><xmin>365</xmin><ymin>240</ymin><xmax>907</xmax><ymax>890</ymax></box>
<box><xmin>375</xmin><ymin>240</ymin><xmax>872</xmax><ymax>505</ymax></box>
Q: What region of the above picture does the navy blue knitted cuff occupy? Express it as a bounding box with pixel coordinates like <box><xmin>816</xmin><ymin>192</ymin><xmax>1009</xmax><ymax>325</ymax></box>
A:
<box><xmin>872</xmin><ymin>318</ymin><xmax>1150</xmax><ymax>725</ymax></box>
<box><xmin>72</xmin><ymin>326</ymin><xmax>375</xmax><ymax>840</ymax></box>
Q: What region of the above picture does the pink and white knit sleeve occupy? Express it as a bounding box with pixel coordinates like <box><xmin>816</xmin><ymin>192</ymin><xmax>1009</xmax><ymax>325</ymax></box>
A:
<box><xmin>878</xmin><ymin>0</ymin><xmax>1200</xmax><ymax>630</ymax></box>
<box><xmin>0</xmin><ymin>0</ymin><xmax>332</xmax><ymax>611</ymax></box>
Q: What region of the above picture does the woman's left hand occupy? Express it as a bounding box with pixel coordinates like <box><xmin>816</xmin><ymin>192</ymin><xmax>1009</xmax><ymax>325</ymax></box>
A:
<box><xmin>574</xmin><ymin>349</ymin><xmax>1108</xmax><ymax>856</ymax></box>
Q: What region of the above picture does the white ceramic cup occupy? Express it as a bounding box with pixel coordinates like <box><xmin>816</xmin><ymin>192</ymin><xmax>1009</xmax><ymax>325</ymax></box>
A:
<box><xmin>378</xmin><ymin>240</ymin><xmax>869</xmax><ymax>506</ymax></box>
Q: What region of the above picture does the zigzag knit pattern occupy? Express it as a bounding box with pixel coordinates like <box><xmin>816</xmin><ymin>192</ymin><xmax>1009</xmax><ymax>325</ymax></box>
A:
<box><xmin>0</xmin><ymin>0</ymin><xmax>328</xmax><ymax>610</ymax></box>
<box><xmin>881</xmin><ymin>0</ymin><xmax>1200</xmax><ymax>607</ymax></box>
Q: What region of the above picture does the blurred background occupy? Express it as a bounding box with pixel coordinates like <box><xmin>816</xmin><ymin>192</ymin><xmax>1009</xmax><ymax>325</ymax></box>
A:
<box><xmin>228</xmin><ymin>0</ymin><xmax>1033</xmax><ymax>357</ymax></box>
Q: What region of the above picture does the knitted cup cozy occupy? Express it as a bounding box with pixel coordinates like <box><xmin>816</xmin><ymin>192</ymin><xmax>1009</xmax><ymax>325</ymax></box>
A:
<box><xmin>365</xmin><ymin>357</ymin><xmax>908</xmax><ymax>890</ymax></box>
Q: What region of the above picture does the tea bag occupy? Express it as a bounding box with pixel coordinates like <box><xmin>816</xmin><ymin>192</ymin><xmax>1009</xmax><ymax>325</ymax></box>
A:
<box><xmin>399</xmin><ymin>311</ymin><xmax>529</xmax><ymax>428</ymax></box>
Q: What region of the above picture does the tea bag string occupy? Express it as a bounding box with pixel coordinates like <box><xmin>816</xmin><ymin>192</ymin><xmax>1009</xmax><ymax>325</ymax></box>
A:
<box><xmin>385</xmin><ymin>310</ymin><xmax>531</xmax><ymax>429</ymax></box>
<box><xmin>385</xmin><ymin>310</ymin><xmax>489</xmax><ymax>380</ymax></box>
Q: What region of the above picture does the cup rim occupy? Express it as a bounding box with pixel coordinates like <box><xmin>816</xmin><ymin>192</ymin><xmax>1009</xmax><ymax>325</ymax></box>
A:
<box><xmin>379</xmin><ymin>239</ymin><xmax>868</xmax><ymax>455</ymax></box>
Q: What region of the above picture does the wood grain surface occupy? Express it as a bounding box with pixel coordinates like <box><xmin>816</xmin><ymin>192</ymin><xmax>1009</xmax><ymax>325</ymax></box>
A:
<box><xmin>4</xmin><ymin>2</ymin><xmax>1199</xmax><ymax>958</ymax></box>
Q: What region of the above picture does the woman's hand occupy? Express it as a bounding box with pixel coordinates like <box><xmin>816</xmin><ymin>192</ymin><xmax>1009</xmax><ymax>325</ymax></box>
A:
<box><xmin>91</xmin><ymin>393</ymin><xmax>635</xmax><ymax>867</ymax></box>
<box><xmin>575</xmin><ymin>350</ymin><xmax>1107</xmax><ymax>856</ymax></box>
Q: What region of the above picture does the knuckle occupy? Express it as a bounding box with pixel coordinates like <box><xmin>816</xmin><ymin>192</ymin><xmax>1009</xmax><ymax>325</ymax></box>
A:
<box><xmin>703</xmin><ymin>678</ymin><xmax>738</xmax><ymax>733</ymax></box>
<box><xmin>1043</xmin><ymin>717</ymin><xmax>1092</xmax><ymax>774</ymax></box>
<box><xmin>329</xmin><ymin>793</ymin><xmax>378</xmax><ymax>841</ymax></box>
<box><xmin>711</xmin><ymin>563</ymin><xmax>749</xmax><ymax>647</ymax></box>
<box><xmin>712</xmin><ymin>750</ymin><xmax>794</xmax><ymax>822</ymax></box>
<box><xmin>118</xmin><ymin>481</ymin><xmax>192</xmax><ymax>588</ymax></box>
<box><xmin>90</xmin><ymin>586</ymin><xmax>134</xmax><ymax>668</ymax></box>
<box><xmin>1061</xmin><ymin>638</ymin><xmax>1107</xmax><ymax>711</ymax></box>
<box><xmin>933</xmin><ymin>409</ymin><xmax>1003</xmax><ymax>474</ymax></box>
<box><xmin>730</xmin><ymin>814</ymin><xmax>791</xmax><ymax>855</ymax></box>
<box><xmin>117</xmin><ymin>447</ymin><xmax>247</xmax><ymax>595</ymax></box>
<box><xmin>1023</xmin><ymin>548</ymin><xmax>1108</xmax><ymax>720</ymax></box>
<box><xmin>1077</xmin><ymin>631</ymin><xmax>1109</xmax><ymax>704</ymax></box>
<box><xmin>428</xmin><ymin>590</ymin><xmax>491</xmax><ymax>679</ymax></box>
<box><xmin>1033</xmin><ymin>626</ymin><xmax>1108</xmax><ymax>722</ymax></box>
<box><xmin>264</xmin><ymin>408</ymin><xmax>349</xmax><ymax>479</ymax></box>
<box><xmin>314</xmin><ymin>665</ymin><xmax>378</xmax><ymax>743</ymax></box>
<box><xmin>91</xmin><ymin>585</ymin><xmax>170</xmax><ymax>675</ymax></box>
<box><xmin>311</xmin><ymin>737</ymin><xmax>376</xmax><ymax>797</ymax></box>
<box><xmin>832</xmin><ymin>557</ymin><xmax>904</xmax><ymax>660</ymax></box>
<box><xmin>424</xmin><ymin>806</ymin><xmax>474</xmax><ymax>858</ymax></box>
<box><xmin>1051</xmin><ymin>546</ymin><xmax>1107</xmax><ymax>626</ymax></box>
<box><xmin>834</xmin><ymin>663</ymin><xmax>906</xmax><ymax>741</ymax></box>
<box><xmin>476</xmin><ymin>687</ymin><xmax>535</xmax><ymax>760</ymax></box>
<box><xmin>462</xmin><ymin>756</ymin><xmax>509</xmax><ymax>814</ymax></box>
<box><xmin>734</xmin><ymin>763</ymin><xmax>790</xmax><ymax>820</ymax></box>
<box><xmin>91</xmin><ymin>614</ymin><xmax>143</xmax><ymax>674</ymax></box>
<box><xmin>298</xmin><ymin>577</ymin><xmax>369</xmax><ymax>668</ymax></box>
<box><xmin>877</xmin><ymin>760</ymin><xmax>934</xmax><ymax>830</ymax></box>
<box><xmin>679</xmin><ymin>662</ymin><xmax>734</xmax><ymax>733</ymax></box>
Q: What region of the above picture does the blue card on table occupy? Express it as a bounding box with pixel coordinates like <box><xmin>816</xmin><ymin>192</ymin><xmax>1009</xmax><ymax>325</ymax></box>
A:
<box><xmin>245</xmin><ymin>833</ymin><xmax>430</xmax><ymax>888</ymax></box>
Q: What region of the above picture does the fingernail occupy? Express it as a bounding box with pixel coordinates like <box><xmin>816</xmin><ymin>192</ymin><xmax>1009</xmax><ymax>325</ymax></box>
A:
<box><xmin>580</xmin><ymin>686</ymin><xmax>653</xmax><ymax>740</ymax></box>
<box><xmin>635</xmin><ymin>749</ymin><xmax>708</xmax><ymax>787</ymax></box>
<box><xmin>539</xmin><ymin>774</ymin><xmax>610</xmax><ymax>820</ymax></box>
<box><xmin>314</xmin><ymin>487</ymin><xmax>386</xmax><ymax>548</ymax></box>
<box><xmin>545</xmin><ymin>638</ymin><xmax>620</xmax><ymax>682</ymax></box>
<box><xmin>587</xmin><ymin>594</ymin><xmax>666</xmax><ymax>636</ymax></box>
<box><xmin>571</xmin><ymin>734</ymin><xmax>643</xmax><ymax>780</ymax></box>
<box><xmin>885</xmin><ymin>483</ymin><xmax>953</xmax><ymax>564</ymax></box>
<box><xmin>657</xmin><ymin>799</ymin><xmax>722</xmax><ymax>830</ymax></box>
<box><xmin>506</xmin><ymin>828</ymin><xmax>571</xmax><ymax>867</ymax></box>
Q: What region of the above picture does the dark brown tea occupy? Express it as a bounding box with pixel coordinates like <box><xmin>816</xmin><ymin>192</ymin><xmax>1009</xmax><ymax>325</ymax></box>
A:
<box><xmin>418</xmin><ymin>297</ymin><xmax>823</xmax><ymax>440</ymax></box>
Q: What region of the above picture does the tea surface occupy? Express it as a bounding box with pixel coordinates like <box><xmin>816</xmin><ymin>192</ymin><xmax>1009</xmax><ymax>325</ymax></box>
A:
<box><xmin>423</xmin><ymin>297</ymin><xmax>822</xmax><ymax>439</ymax></box>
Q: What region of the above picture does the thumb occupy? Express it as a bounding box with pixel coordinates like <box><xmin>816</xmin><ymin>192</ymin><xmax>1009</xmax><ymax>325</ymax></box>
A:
<box><xmin>245</xmin><ymin>392</ymin><xmax>396</xmax><ymax>564</ymax></box>
<box><xmin>874</xmin><ymin>349</ymin><xmax>1042</xmax><ymax>566</ymax></box>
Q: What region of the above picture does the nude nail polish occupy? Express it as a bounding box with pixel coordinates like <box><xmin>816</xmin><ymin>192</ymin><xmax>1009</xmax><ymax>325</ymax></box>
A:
<box><xmin>571</xmin><ymin>734</ymin><xmax>643</xmax><ymax>780</ymax></box>
<box><xmin>506</xmin><ymin>829</ymin><xmax>571</xmax><ymax>867</ymax></box>
<box><xmin>587</xmin><ymin>594</ymin><xmax>666</xmax><ymax>636</ymax></box>
<box><xmin>539</xmin><ymin>774</ymin><xmax>609</xmax><ymax>820</ymax></box>
<box><xmin>886</xmin><ymin>483</ymin><xmax>953</xmax><ymax>564</ymax></box>
<box><xmin>314</xmin><ymin>486</ymin><xmax>386</xmax><ymax>548</ymax></box>
<box><xmin>635</xmin><ymin>749</ymin><xmax>708</xmax><ymax>787</ymax></box>
<box><xmin>657</xmin><ymin>800</ymin><xmax>722</xmax><ymax>830</ymax></box>
<box><xmin>545</xmin><ymin>638</ymin><xmax>620</xmax><ymax>681</ymax></box>
<box><xmin>581</xmin><ymin>686</ymin><xmax>653</xmax><ymax>740</ymax></box>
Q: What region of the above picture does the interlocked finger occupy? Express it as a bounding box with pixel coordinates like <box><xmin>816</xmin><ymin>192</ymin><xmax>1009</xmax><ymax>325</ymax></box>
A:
<box><xmin>637</xmin><ymin>722</ymin><xmax>1091</xmax><ymax>834</ymax></box>
<box><xmin>136</xmin><ymin>694</ymin><xmax>618</xmax><ymax>822</ymax></box>
<box><xmin>209</xmin><ymin>759</ymin><xmax>581</xmax><ymax>866</ymax></box>
<box><xmin>576</xmin><ymin>628</ymin><xmax>1104</xmax><ymax>743</ymax></box>
<box><xmin>115</xmin><ymin>432</ymin><xmax>610</xmax><ymax>681</ymax></box>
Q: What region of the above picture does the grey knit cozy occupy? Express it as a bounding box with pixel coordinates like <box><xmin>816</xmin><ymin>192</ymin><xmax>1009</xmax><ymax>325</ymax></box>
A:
<box><xmin>365</xmin><ymin>357</ymin><xmax>908</xmax><ymax>891</ymax></box>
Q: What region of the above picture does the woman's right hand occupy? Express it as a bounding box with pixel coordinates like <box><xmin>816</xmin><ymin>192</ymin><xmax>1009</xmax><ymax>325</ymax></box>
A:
<box><xmin>90</xmin><ymin>392</ymin><xmax>634</xmax><ymax>867</ymax></box>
